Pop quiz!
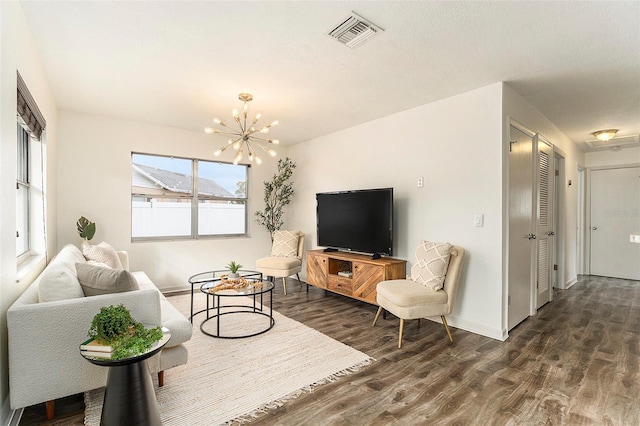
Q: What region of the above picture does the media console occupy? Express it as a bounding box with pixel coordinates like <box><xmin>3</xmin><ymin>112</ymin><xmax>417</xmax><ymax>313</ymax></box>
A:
<box><xmin>306</xmin><ymin>250</ymin><xmax>407</xmax><ymax>305</ymax></box>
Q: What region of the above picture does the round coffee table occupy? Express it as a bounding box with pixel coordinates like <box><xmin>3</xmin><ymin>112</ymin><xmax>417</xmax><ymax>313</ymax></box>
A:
<box><xmin>80</xmin><ymin>328</ymin><xmax>171</xmax><ymax>426</ymax></box>
<box><xmin>199</xmin><ymin>278</ymin><xmax>275</xmax><ymax>339</ymax></box>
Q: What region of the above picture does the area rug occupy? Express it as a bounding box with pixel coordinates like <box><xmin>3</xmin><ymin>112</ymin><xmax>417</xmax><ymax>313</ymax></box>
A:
<box><xmin>84</xmin><ymin>292</ymin><xmax>373</xmax><ymax>425</ymax></box>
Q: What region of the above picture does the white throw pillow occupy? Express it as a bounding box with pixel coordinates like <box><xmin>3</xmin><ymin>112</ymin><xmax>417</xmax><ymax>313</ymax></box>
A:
<box><xmin>82</xmin><ymin>240</ymin><xmax>123</xmax><ymax>269</ymax></box>
<box><xmin>76</xmin><ymin>263</ymin><xmax>139</xmax><ymax>297</ymax></box>
<box><xmin>270</xmin><ymin>230</ymin><xmax>301</xmax><ymax>258</ymax></box>
<box><xmin>38</xmin><ymin>264</ymin><xmax>85</xmax><ymax>302</ymax></box>
<box><xmin>411</xmin><ymin>241</ymin><xmax>453</xmax><ymax>291</ymax></box>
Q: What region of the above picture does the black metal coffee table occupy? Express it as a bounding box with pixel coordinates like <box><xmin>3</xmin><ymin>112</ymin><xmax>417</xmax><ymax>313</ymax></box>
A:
<box><xmin>187</xmin><ymin>270</ymin><xmax>263</xmax><ymax>323</ymax></box>
<box><xmin>198</xmin><ymin>277</ymin><xmax>275</xmax><ymax>339</ymax></box>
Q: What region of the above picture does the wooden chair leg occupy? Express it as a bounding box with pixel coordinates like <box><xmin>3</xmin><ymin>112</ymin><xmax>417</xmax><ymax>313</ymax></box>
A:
<box><xmin>282</xmin><ymin>277</ymin><xmax>287</xmax><ymax>295</ymax></box>
<box><xmin>45</xmin><ymin>400</ymin><xmax>54</xmax><ymax>420</ymax></box>
<box><xmin>398</xmin><ymin>318</ymin><xmax>405</xmax><ymax>349</ymax></box>
<box><xmin>372</xmin><ymin>306</ymin><xmax>383</xmax><ymax>326</ymax></box>
<box><xmin>158</xmin><ymin>370</ymin><xmax>165</xmax><ymax>387</ymax></box>
<box><xmin>442</xmin><ymin>315</ymin><xmax>453</xmax><ymax>342</ymax></box>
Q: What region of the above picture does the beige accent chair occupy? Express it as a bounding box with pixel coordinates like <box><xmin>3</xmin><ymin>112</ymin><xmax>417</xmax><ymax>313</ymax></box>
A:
<box><xmin>372</xmin><ymin>245</ymin><xmax>465</xmax><ymax>348</ymax></box>
<box><xmin>256</xmin><ymin>231</ymin><xmax>305</xmax><ymax>295</ymax></box>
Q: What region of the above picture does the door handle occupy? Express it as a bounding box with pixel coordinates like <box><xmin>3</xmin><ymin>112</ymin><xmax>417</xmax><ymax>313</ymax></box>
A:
<box><xmin>592</xmin><ymin>226</ymin><xmax>598</xmax><ymax>230</ymax></box>
<box><xmin>527</xmin><ymin>233</ymin><xmax>536</xmax><ymax>240</ymax></box>
<box><xmin>547</xmin><ymin>231</ymin><xmax>555</xmax><ymax>236</ymax></box>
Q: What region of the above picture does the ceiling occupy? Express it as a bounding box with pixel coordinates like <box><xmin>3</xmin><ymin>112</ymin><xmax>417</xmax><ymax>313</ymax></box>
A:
<box><xmin>20</xmin><ymin>1</ymin><xmax>640</xmax><ymax>152</ymax></box>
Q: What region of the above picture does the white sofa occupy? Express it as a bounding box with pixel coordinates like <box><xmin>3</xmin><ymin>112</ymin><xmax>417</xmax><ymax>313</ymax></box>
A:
<box><xmin>7</xmin><ymin>244</ymin><xmax>192</xmax><ymax>415</ymax></box>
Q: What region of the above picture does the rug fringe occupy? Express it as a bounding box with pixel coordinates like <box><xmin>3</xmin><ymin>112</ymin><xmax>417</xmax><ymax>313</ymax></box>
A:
<box><xmin>225</xmin><ymin>356</ymin><xmax>375</xmax><ymax>425</ymax></box>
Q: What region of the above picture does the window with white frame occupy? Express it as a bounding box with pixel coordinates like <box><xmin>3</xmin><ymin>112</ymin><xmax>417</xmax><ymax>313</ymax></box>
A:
<box><xmin>16</xmin><ymin>72</ymin><xmax>46</xmax><ymax>261</ymax></box>
<box><xmin>131</xmin><ymin>153</ymin><xmax>248</xmax><ymax>240</ymax></box>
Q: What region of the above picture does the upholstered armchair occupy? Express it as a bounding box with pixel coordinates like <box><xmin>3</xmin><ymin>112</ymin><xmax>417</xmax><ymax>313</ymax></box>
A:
<box><xmin>373</xmin><ymin>241</ymin><xmax>465</xmax><ymax>348</ymax></box>
<box><xmin>256</xmin><ymin>231</ymin><xmax>305</xmax><ymax>295</ymax></box>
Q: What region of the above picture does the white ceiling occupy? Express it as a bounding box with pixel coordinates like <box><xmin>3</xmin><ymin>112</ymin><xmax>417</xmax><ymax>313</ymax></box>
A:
<box><xmin>20</xmin><ymin>1</ymin><xmax>640</xmax><ymax>151</ymax></box>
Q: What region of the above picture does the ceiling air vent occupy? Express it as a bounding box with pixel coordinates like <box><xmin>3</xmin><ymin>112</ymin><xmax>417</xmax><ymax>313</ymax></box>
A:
<box><xmin>585</xmin><ymin>134</ymin><xmax>639</xmax><ymax>149</ymax></box>
<box><xmin>327</xmin><ymin>12</ymin><xmax>383</xmax><ymax>49</ymax></box>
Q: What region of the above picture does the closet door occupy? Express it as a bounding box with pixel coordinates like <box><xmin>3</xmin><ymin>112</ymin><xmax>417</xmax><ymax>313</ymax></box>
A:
<box><xmin>536</xmin><ymin>138</ymin><xmax>554</xmax><ymax>308</ymax></box>
<box><xmin>508</xmin><ymin>125</ymin><xmax>535</xmax><ymax>330</ymax></box>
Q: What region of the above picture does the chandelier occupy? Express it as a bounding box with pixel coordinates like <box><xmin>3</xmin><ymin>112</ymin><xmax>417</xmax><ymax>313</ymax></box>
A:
<box><xmin>204</xmin><ymin>93</ymin><xmax>279</xmax><ymax>165</ymax></box>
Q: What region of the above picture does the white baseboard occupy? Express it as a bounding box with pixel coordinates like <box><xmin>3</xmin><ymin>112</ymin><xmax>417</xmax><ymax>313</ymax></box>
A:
<box><xmin>565</xmin><ymin>277</ymin><xmax>578</xmax><ymax>289</ymax></box>
<box><xmin>432</xmin><ymin>316</ymin><xmax>507</xmax><ymax>342</ymax></box>
<box><xmin>1</xmin><ymin>395</ymin><xmax>22</xmax><ymax>426</ymax></box>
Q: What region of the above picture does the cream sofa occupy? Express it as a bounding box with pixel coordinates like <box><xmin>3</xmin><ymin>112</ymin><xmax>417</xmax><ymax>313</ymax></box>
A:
<box><xmin>7</xmin><ymin>244</ymin><xmax>192</xmax><ymax>415</ymax></box>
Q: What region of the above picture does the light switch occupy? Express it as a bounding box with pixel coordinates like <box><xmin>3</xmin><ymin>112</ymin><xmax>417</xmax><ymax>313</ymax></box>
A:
<box><xmin>474</xmin><ymin>214</ymin><xmax>484</xmax><ymax>227</ymax></box>
<box><xmin>631</xmin><ymin>234</ymin><xmax>640</xmax><ymax>244</ymax></box>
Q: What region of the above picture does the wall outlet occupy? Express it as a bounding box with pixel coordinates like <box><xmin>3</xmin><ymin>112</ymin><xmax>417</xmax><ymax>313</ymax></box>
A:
<box><xmin>631</xmin><ymin>234</ymin><xmax>640</xmax><ymax>244</ymax></box>
<box><xmin>417</xmin><ymin>177</ymin><xmax>424</xmax><ymax>188</ymax></box>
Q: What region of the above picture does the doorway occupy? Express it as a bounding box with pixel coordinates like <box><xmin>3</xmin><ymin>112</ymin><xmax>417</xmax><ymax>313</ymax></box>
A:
<box><xmin>589</xmin><ymin>166</ymin><xmax>640</xmax><ymax>280</ymax></box>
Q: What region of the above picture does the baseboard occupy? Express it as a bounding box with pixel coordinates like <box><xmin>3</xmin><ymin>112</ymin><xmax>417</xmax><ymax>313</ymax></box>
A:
<box><xmin>1</xmin><ymin>395</ymin><xmax>22</xmax><ymax>426</ymax></box>
<box><xmin>433</xmin><ymin>316</ymin><xmax>506</xmax><ymax>342</ymax></box>
<box><xmin>565</xmin><ymin>277</ymin><xmax>578</xmax><ymax>289</ymax></box>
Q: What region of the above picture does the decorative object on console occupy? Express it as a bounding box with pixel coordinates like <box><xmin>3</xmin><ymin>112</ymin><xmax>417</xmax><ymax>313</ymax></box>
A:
<box><xmin>204</xmin><ymin>92</ymin><xmax>280</xmax><ymax>165</ymax></box>
<box><xmin>373</xmin><ymin>244</ymin><xmax>465</xmax><ymax>348</ymax></box>
<box><xmin>256</xmin><ymin>231</ymin><xmax>305</xmax><ymax>295</ymax></box>
<box><xmin>255</xmin><ymin>157</ymin><xmax>296</xmax><ymax>241</ymax></box>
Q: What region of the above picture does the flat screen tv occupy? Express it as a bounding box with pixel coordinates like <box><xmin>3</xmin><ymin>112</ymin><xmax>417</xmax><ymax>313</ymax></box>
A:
<box><xmin>316</xmin><ymin>187</ymin><xmax>393</xmax><ymax>258</ymax></box>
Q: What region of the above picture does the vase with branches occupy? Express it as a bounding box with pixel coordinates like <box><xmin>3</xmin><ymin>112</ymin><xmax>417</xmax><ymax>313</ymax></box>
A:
<box><xmin>255</xmin><ymin>157</ymin><xmax>296</xmax><ymax>241</ymax></box>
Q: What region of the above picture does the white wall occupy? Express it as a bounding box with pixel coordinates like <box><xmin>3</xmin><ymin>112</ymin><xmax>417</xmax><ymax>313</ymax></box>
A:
<box><xmin>0</xmin><ymin>2</ymin><xmax>58</xmax><ymax>421</ymax></box>
<box><xmin>56</xmin><ymin>111</ymin><xmax>281</xmax><ymax>292</ymax></box>
<box><xmin>585</xmin><ymin>146</ymin><xmax>640</xmax><ymax>168</ymax></box>
<box><xmin>288</xmin><ymin>83</ymin><xmax>505</xmax><ymax>340</ymax></box>
<box><xmin>503</xmin><ymin>83</ymin><xmax>584</xmax><ymax>291</ymax></box>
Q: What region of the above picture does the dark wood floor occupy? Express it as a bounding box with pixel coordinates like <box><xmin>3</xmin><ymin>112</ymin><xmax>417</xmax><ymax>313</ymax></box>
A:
<box><xmin>19</xmin><ymin>275</ymin><xmax>640</xmax><ymax>425</ymax></box>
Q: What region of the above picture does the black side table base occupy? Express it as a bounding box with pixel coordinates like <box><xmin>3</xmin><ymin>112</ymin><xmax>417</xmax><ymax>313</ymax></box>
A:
<box><xmin>101</xmin><ymin>359</ymin><xmax>161</xmax><ymax>426</ymax></box>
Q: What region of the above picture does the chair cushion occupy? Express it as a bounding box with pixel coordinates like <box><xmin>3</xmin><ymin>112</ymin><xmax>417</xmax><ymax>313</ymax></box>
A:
<box><xmin>82</xmin><ymin>240</ymin><xmax>123</xmax><ymax>269</ymax></box>
<box><xmin>411</xmin><ymin>241</ymin><xmax>452</xmax><ymax>291</ymax></box>
<box><xmin>377</xmin><ymin>279</ymin><xmax>448</xmax><ymax>307</ymax></box>
<box><xmin>270</xmin><ymin>230</ymin><xmax>301</xmax><ymax>258</ymax></box>
<box><xmin>76</xmin><ymin>262</ymin><xmax>139</xmax><ymax>296</ymax></box>
<box><xmin>256</xmin><ymin>256</ymin><xmax>302</xmax><ymax>270</ymax></box>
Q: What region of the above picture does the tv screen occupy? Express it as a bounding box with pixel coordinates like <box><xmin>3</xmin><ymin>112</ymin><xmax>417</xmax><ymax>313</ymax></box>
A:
<box><xmin>316</xmin><ymin>188</ymin><xmax>393</xmax><ymax>257</ymax></box>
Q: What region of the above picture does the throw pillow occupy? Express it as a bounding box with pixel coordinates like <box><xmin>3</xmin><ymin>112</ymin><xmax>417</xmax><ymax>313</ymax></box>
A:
<box><xmin>411</xmin><ymin>240</ymin><xmax>453</xmax><ymax>291</ymax></box>
<box><xmin>82</xmin><ymin>240</ymin><xmax>123</xmax><ymax>269</ymax></box>
<box><xmin>270</xmin><ymin>230</ymin><xmax>301</xmax><ymax>258</ymax></box>
<box><xmin>38</xmin><ymin>264</ymin><xmax>85</xmax><ymax>302</ymax></box>
<box><xmin>76</xmin><ymin>263</ymin><xmax>139</xmax><ymax>297</ymax></box>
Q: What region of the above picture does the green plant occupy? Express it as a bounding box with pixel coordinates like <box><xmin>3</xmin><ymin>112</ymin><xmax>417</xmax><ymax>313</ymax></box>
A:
<box><xmin>76</xmin><ymin>216</ymin><xmax>96</xmax><ymax>241</ymax></box>
<box><xmin>88</xmin><ymin>304</ymin><xmax>163</xmax><ymax>360</ymax></box>
<box><xmin>255</xmin><ymin>157</ymin><xmax>296</xmax><ymax>241</ymax></box>
<box><xmin>226</xmin><ymin>261</ymin><xmax>242</xmax><ymax>273</ymax></box>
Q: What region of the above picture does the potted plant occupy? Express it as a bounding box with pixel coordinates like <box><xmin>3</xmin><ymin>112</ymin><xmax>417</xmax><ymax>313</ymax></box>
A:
<box><xmin>226</xmin><ymin>261</ymin><xmax>243</xmax><ymax>278</ymax></box>
<box><xmin>84</xmin><ymin>304</ymin><xmax>163</xmax><ymax>360</ymax></box>
<box><xmin>255</xmin><ymin>157</ymin><xmax>296</xmax><ymax>242</ymax></box>
<box><xmin>76</xmin><ymin>216</ymin><xmax>96</xmax><ymax>241</ymax></box>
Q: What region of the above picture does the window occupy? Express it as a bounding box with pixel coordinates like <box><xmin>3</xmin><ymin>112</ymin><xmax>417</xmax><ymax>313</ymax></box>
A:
<box><xmin>16</xmin><ymin>71</ymin><xmax>46</xmax><ymax>261</ymax></box>
<box><xmin>131</xmin><ymin>153</ymin><xmax>248</xmax><ymax>240</ymax></box>
<box><xmin>16</xmin><ymin>124</ymin><xmax>30</xmax><ymax>257</ymax></box>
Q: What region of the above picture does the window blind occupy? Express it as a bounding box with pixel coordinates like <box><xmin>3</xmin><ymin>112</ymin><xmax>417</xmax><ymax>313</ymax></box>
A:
<box><xmin>17</xmin><ymin>71</ymin><xmax>46</xmax><ymax>141</ymax></box>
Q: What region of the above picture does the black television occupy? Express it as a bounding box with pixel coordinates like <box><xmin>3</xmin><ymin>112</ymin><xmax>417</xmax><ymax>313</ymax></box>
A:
<box><xmin>316</xmin><ymin>187</ymin><xmax>393</xmax><ymax>258</ymax></box>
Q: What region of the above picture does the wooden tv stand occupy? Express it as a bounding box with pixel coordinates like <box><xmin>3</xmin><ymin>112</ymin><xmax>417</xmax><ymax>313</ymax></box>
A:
<box><xmin>306</xmin><ymin>250</ymin><xmax>406</xmax><ymax>305</ymax></box>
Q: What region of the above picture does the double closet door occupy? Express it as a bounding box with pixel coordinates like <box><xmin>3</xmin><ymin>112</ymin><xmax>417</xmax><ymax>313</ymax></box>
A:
<box><xmin>508</xmin><ymin>124</ymin><xmax>555</xmax><ymax>330</ymax></box>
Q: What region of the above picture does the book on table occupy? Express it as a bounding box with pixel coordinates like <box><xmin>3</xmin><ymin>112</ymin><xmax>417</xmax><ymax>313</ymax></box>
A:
<box><xmin>81</xmin><ymin>350</ymin><xmax>113</xmax><ymax>359</ymax></box>
<box><xmin>80</xmin><ymin>338</ymin><xmax>113</xmax><ymax>353</ymax></box>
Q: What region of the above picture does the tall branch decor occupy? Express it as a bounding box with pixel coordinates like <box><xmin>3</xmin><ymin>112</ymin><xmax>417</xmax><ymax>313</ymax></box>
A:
<box><xmin>255</xmin><ymin>157</ymin><xmax>296</xmax><ymax>241</ymax></box>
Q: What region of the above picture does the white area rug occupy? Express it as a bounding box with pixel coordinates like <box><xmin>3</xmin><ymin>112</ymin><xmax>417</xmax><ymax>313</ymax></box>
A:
<box><xmin>85</xmin><ymin>293</ymin><xmax>373</xmax><ymax>425</ymax></box>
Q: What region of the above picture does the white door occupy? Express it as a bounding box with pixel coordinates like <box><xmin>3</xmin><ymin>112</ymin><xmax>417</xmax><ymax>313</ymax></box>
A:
<box><xmin>590</xmin><ymin>167</ymin><xmax>640</xmax><ymax>280</ymax></box>
<box><xmin>508</xmin><ymin>125</ymin><xmax>534</xmax><ymax>330</ymax></box>
<box><xmin>536</xmin><ymin>138</ymin><xmax>554</xmax><ymax>308</ymax></box>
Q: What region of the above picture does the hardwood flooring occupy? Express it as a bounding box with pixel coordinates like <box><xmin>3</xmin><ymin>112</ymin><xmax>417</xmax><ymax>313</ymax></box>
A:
<box><xmin>18</xmin><ymin>275</ymin><xmax>640</xmax><ymax>425</ymax></box>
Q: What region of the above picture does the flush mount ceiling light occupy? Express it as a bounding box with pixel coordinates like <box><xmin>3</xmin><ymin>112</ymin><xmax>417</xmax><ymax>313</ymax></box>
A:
<box><xmin>204</xmin><ymin>93</ymin><xmax>279</xmax><ymax>165</ymax></box>
<box><xmin>592</xmin><ymin>129</ymin><xmax>619</xmax><ymax>142</ymax></box>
